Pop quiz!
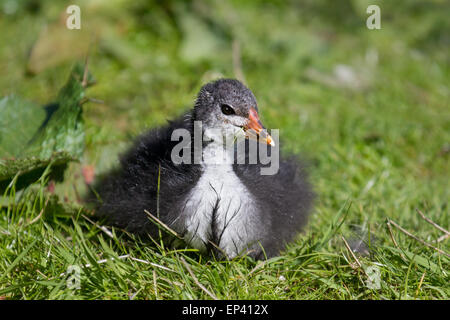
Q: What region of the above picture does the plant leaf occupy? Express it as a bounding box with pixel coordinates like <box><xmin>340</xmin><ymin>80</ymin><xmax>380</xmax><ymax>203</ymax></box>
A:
<box><xmin>0</xmin><ymin>63</ymin><xmax>93</xmax><ymax>186</ymax></box>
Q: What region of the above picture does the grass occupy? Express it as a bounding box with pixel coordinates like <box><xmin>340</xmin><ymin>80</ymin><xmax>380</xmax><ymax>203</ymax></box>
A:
<box><xmin>0</xmin><ymin>0</ymin><xmax>449</xmax><ymax>299</ymax></box>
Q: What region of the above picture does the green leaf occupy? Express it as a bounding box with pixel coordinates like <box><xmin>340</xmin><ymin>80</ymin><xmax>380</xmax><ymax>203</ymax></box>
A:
<box><xmin>0</xmin><ymin>63</ymin><xmax>93</xmax><ymax>186</ymax></box>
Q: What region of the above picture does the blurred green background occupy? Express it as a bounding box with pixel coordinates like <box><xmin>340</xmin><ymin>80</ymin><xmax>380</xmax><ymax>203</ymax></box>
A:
<box><xmin>1</xmin><ymin>0</ymin><xmax>449</xmax><ymax>230</ymax></box>
<box><xmin>0</xmin><ymin>0</ymin><xmax>449</xmax><ymax>299</ymax></box>
<box><xmin>1</xmin><ymin>0</ymin><xmax>448</xmax><ymax>202</ymax></box>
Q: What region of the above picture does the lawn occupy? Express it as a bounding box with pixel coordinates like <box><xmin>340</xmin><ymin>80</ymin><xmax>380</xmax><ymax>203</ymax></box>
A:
<box><xmin>0</xmin><ymin>0</ymin><xmax>448</xmax><ymax>299</ymax></box>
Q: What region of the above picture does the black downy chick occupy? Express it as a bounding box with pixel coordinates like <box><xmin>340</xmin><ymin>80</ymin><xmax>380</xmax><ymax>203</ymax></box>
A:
<box><xmin>92</xmin><ymin>79</ymin><xmax>314</xmax><ymax>259</ymax></box>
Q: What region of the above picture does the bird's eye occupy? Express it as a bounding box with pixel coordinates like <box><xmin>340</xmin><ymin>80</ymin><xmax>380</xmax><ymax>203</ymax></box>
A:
<box><xmin>221</xmin><ymin>104</ymin><xmax>235</xmax><ymax>115</ymax></box>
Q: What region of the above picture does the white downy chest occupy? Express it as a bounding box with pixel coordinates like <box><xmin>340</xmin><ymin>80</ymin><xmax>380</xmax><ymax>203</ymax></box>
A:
<box><xmin>182</xmin><ymin>141</ymin><xmax>262</xmax><ymax>258</ymax></box>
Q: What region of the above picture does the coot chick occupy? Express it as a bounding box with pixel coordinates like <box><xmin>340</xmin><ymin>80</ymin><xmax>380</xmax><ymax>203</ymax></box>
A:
<box><xmin>92</xmin><ymin>79</ymin><xmax>313</xmax><ymax>259</ymax></box>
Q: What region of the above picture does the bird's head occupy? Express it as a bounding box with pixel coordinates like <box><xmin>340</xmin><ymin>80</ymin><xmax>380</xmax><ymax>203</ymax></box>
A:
<box><xmin>193</xmin><ymin>79</ymin><xmax>274</xmax><ymax>147</ymax></box>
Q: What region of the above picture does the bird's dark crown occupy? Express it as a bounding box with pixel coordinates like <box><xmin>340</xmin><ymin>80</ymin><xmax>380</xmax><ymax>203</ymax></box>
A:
<box><xmin>194</xmin><ymin>79</ymin><xmax>258</xmax><ymax>123</ymax></box>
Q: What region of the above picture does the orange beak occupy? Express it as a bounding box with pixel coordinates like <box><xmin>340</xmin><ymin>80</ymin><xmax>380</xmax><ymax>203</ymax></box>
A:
<box><xmin>243</xmin><ymin>107</ymin><xmax>275</xmax><ymax>147</ymax></box>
